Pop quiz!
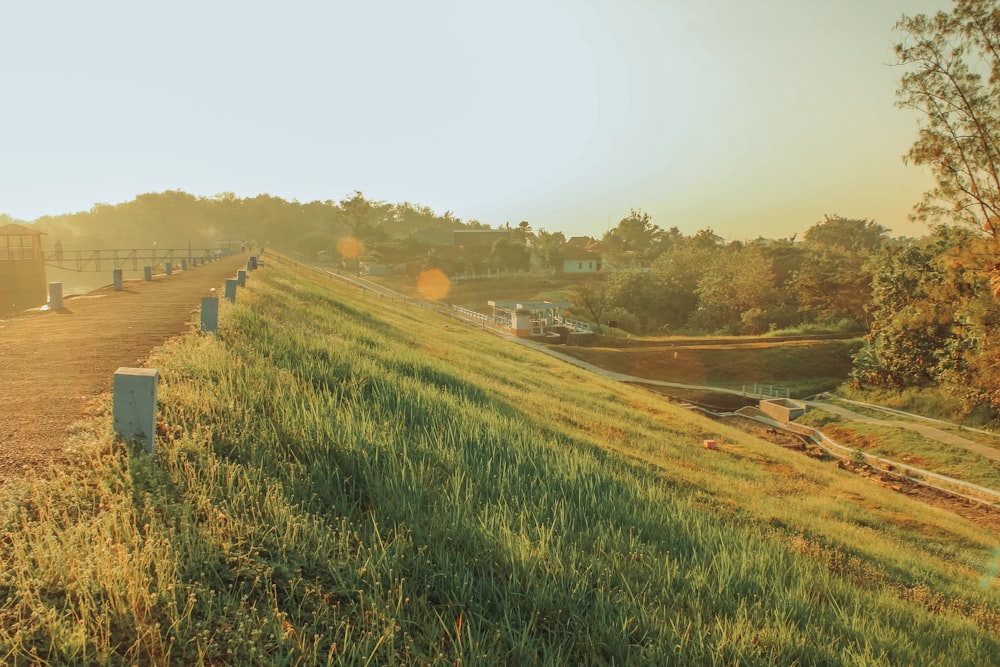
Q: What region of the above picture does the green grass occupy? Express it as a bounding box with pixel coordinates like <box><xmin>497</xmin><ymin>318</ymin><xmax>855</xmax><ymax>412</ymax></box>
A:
<box><xmin>0</xmin><ymin>258</ymin><xmax>998</xmax><ymax>665</ymax></box>
<box><xmin>555</xmin><ymin>338</ymin><xmax>862</xmax><ymax>398</ymax></box>
<box><xmin>837</xmin><ymin>384</ymin><xmax>1000</xmax><ymax>429</ymax></box>
<box><xmin>797</xmin><ymin>408</ymin><xmax>1000</xmax><ymax>490</ymax></box>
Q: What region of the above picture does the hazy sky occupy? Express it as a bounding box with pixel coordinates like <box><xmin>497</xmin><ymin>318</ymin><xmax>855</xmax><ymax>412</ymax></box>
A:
<box><xmin>0</xmin><ymin>0</ymin><xmax>952</xmax><ymax>240</ymax></box>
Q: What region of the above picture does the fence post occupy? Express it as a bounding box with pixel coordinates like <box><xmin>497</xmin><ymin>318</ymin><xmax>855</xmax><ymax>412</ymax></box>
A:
<box><xmin>48</xmin><ymin>283</ymin><xmax>63</xmax><ymax>309</ymax></box>
<box><xmin>201</xmin><ymin>297</ymin><xmax>219</xmax><ymax>334</ymax></box>
<box><xmin>225</xmin><ymin>278</ymin><xmax>238</xmax><ymax>303</ymax></box>
<box><xmin>113</xmin><ymin>268</ymin><xmax>123</xmax><ymax>291</ymax></box>
<box><xmin>113</xmin><ymin>367</ymin><xmax>158</xmax><ymax>455</ymax></box>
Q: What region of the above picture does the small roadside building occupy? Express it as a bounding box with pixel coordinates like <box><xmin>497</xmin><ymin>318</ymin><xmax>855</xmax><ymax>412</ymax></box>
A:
<box><xmin>0</xmin><ymin>223</ymin><xmax>47</xmax><ymax>315</ymax></box>
<box><xmin>563</xmin><ymin>245</ymin><xmax>601</xmax><ymax>273</ymax></box>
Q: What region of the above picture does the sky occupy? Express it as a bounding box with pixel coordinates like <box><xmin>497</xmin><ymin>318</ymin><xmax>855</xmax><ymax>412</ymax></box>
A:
<box><xmin>0</xmin><ymin>0</ymin><xmax>954</xmax><ymax>241</ymax></box>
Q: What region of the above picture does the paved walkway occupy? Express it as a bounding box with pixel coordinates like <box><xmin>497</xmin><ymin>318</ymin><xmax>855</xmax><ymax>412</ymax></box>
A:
<box><xmin>0</xmin><ymin>253</ymin><xmax>252</xmax><ymax>479</ymax></box>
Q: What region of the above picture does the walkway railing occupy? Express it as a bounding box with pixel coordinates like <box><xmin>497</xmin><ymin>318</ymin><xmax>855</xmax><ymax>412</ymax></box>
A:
<box><xmin>45</xmin><ymin>248</ymin><xmax>231</xmax><ymax>272</ymax></box>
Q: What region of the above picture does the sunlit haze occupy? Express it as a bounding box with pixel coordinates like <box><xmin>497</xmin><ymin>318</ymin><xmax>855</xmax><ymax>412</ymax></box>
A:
<box><xmin>0</xmin><ymin>0</ymin><xmax>952</xmax><ymax>239</ymax></box>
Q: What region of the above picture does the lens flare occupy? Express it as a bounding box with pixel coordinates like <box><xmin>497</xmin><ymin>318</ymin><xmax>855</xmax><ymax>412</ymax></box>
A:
<box><xmin>336</xmin><ymin>236</ymin><xmax>363</xmax><ymax>259</ymax></box>
<box><xmin>417</xmin><ymin>269</ymin><xmax>450</xmax><ymax>300</ymax></box>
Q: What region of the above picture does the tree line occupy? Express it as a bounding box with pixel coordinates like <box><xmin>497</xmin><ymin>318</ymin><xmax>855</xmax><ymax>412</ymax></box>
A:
<box><xmin>8</xmin><ymin>1</ymin><xmax>1000</xmax><ymax>417</ymax></box>
<box><xmin>570</xmin><ymin>212</ymin><xmax>887</xmax><ymax>338</ymax></box>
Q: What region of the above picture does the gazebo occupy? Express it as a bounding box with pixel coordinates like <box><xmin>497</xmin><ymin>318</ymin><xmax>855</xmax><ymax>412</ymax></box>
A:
<box><xmin>0</xmin><ymin>223</ymin><xmax>48</xmax><ymax>315</ymax></box>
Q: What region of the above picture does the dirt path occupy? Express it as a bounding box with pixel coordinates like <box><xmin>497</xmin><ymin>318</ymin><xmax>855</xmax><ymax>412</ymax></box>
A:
<box><xmin>0</xmin><ymin>254</ymin><xmax>252</xmax><ymax>480</ymax></box>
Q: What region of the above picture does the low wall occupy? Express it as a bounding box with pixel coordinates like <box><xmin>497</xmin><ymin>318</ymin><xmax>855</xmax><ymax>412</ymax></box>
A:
<box><xmin>759</xmin><ymin>398</ymin><xmax>807</xmax><ymax>423</ymax></box>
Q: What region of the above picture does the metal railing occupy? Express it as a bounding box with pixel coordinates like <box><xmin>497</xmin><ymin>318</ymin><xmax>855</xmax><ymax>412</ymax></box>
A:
<box><xmin>44</xmin><ymin>248</ymin><xmax>230</xmax><ymax>272</ymax></box>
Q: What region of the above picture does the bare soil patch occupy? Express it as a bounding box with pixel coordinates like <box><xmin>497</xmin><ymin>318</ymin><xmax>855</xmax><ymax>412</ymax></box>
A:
<box><xmin>0</xmin><ymin>254</ymin><xmax>252</xmax><ymax>481</ymax></box>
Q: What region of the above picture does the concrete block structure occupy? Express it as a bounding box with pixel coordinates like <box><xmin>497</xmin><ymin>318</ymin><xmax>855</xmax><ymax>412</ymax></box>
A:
<box><xmin>201</xmin><ymin>297</ymin><xmax>219</xmax><ymax>333</ymax></box>
<box><xmin>759</xmin><ymin>398</ymin><xmax>807</xmax><ymax>424</ymax></box>
<box><xmin>113</xmin><ymin>367</ymin><xmax>159</xmax><ymax>454</ymax></box>
<box><xmin>225</xmin><ymin>278</ymin><xmax>238</xmax><ymax>303</ymax></box>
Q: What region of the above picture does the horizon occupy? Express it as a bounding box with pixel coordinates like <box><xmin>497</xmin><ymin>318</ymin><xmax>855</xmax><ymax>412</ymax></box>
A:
<box><xmin>0</xmin><ymin>0</ymin><xmax>952</xmax><ymax>240</ymax></box>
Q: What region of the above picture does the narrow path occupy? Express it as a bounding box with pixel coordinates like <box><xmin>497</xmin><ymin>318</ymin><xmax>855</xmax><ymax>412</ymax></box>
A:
<box><xmin>0</xmin><ymin>254</ymin><xmax>252</xmax><ymax>480</ymax></box>
<box><xmin>804</xmin><ymin>400</ymin><xmax>1000</xmax><ymax>463</ymax></box>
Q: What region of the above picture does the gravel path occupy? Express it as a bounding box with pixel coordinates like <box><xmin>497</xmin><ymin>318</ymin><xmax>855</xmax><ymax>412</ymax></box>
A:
<box><xmin>0</xmin><ymin>254</ymin><xmax>252</xmax><ymax>480</ymax></box>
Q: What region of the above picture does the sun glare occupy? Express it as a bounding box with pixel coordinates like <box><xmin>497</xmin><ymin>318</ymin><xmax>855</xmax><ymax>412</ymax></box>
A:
<box><xmin>416</xmin><ymin>268</ymin><xmax>450</xmax><ymax>300</ymax></box>
<box><xmin>336</xmin><ymin>236</ymin><xmax>363</xmax><ymax>259</ymax></box>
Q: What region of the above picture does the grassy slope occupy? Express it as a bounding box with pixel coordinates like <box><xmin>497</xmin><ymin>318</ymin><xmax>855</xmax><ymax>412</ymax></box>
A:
<box><xmin>1</xmin><ymin>260</ymin><xmax>998</xmax><ymax>665</ymax></box>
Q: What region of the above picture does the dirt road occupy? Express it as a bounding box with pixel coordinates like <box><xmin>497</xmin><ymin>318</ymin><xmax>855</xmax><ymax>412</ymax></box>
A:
<box><xmin>0</xmin><ymin>254</ymin><xmax>252</xmax><ymax>480</ymax></box>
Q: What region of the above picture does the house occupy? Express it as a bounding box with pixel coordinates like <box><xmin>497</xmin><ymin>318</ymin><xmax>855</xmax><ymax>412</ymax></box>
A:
<box><xmin>563</xmin><ymin>245</ymin><xmax>601</xmax><ymax>273</ymax></box>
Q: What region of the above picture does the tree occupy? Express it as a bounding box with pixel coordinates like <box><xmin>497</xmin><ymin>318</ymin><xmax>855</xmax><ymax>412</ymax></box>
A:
<box><xmin>534</xmin><ymin>229</ymin><xmax>566</xmax><ymax>271</ymax></box>
<box><xmin>601</xmin><ymin>209</ymin><xmax>666</xmax><ymax>264</ymax></box>
<box><xmin>850</xmin><ymin>225</ymin><xmax>1000</xmax><ymax>413</ymax></box>
<box><xmin>690</xmin><ymin>245</ymin><xmax>780</xmax><ymax>334</ymax></box>
<box><xmin>488</xmin><ymin>237</ymin><xmax>530</xmax><ymax>272</ymax></box>
<box><xmin>795</xmin><ymin>216</ymin><xmax>888</xmax><ymax>329</ymax></box>
<box><xmin>895</xmin><ymin>1</ymin><xmax>1000</xmax><ymax>237</ymax></box>
<box><xmin>568</xmin><ymin>280</ymin><xmax>610</xmax><ymax>332</ymax></box>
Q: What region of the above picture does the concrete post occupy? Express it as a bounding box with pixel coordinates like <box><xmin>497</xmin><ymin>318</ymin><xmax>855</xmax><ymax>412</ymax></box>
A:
<box><xmin>249</xmin><ymin>256</ymin><xmax>258</xmax><ymax>270</ymax></box>
<box><xmin>225</xmin><ymin>278</ymin><xmax>238</xmax><ymax>303</ymax></box>
<box><xmin>113</xmin><ymin>367</ymin><xmax>158</xmax><ymax>454</ymax></box>
<box><xmin>113</xmin><ymin>268</ymin><xmax>123</xmax><ymax>291</ymax></box>
<box><xmin>144</xmin><ymin>266</ymin><xmax>152</xmax><ymax>281</ymax></box>
<box><xmin>48</xmin><ymin>283</ymin><xmax>63</xmax><ymax>309</ymax></box>
<box><xmin>201</xmin><ymin>297</ymin><xmax>219</xmax><ymax>334</ymax></box>
<box><xmin>247</xmin><ymin>259</ymin><xmax>253</xmax><ymax>271</ymax></box>
<box><xmin>181</xmin><ymin>259</ymin><xmax>188</xmax><ymax>271</ymax></box>
<box><xmin>237</xmin><ymin>269</ymin><xmax>246</xmax><ymax>287</ymax></box>
<box><xmin>165</xmin><ymin>262</ymin><xmax>173</xmax><ymax>276</ymax></box>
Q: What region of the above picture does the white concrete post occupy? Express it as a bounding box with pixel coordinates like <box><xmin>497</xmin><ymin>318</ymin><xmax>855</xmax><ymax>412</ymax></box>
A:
<box><xmin>113</xmin><ymin>367</ymin><xmax>158</xmax><ymax>454</ymax></box>
<box><xmin>48</xmin><ymin>282</ymin><xmax>63</xmax><ymax>309</ymax></box>
<box><xmin>225</xmin><ymin>278</ymin><xmax>238</xmax><ymax>303</ymax></box>
<box><xmin>201</xmin><ymin>297</ymin><xmax>219</xmax><ymax>333</ymax></box>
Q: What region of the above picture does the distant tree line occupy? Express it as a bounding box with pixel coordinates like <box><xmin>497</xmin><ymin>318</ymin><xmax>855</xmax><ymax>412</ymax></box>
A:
<box><xmin>569</xmin><ymin>212</ymin><xmax>888</xmax><ymax>337</ymax></box>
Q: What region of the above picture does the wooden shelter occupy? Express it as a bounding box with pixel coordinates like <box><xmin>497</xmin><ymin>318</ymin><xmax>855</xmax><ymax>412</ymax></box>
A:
<box><xmin>0</xmin><ymin>223</ymin><xmax>47</xmax><ymax>315</ymax></box>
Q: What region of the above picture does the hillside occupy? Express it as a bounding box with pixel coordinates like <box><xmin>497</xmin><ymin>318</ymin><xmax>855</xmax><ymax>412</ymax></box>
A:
<box><xmin>1</xmin><ymin>257</ymin><xmax>998</xmax><ymax>665</ymax></box>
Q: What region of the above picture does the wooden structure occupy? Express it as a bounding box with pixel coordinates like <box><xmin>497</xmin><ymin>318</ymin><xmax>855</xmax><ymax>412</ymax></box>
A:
<box><xmin>0</xmin><ymin>223</ymin><xmax>47</xmax><ymax>315</ymax></box>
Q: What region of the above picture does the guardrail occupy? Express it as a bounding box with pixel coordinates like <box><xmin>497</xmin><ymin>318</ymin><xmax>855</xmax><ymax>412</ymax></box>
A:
<box><xmin>45</xmin><ymin>248</ymin><xmax>230</xmax><ymax>272</ymax></box>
